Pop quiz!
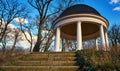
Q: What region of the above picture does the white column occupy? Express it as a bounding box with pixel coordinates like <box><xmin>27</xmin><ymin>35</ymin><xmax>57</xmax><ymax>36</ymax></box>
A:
<box><xmin>100</xmin><ymin>25</ymin><xmax>106</xmax><ymax>50</ymax></box>
<box><xmin>77</xmin><ymin>21</ymin><xmax>83</xmax><ymax>50</ymax></box>
<box><xmin>95</xmin><ymin>38</ymin><xmax>99</xmax><ymax>50</ymax></box>
<box><xmin>105</xmin><ymin>31</ymin><xmax>109</xmax><ymax>50</ymax></box>
<box><xmin>55</xmin><ymin>27</ymin><xmax>60</xmax><ymax>52</ymax></box>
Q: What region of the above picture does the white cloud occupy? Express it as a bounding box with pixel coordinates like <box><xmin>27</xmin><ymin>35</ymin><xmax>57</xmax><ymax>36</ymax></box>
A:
<box><xmin>109</xmin><ymin>0</ymin><xmax>120</xmax><ymax>4</ymax></box>
<box><xmin>0</xmin><ymin>19</ymin><xmax>17</xmax><ymax>31</ymax></box>
<box><xmin>20</xmin><ymin>31</ymin><xmax>37</xmax><ymax>41</ymax></box>
<box><xmin>32</xmin><ymin>35</ymin><xmax>37</xmax><ymax>43</ymax></box>
<box><xmin>113</xmin><ymin>6</ymin><xmax>120</xmax><ymax>11</ymax></box>
<box><xmin>17</xmin><ymin>41</ymin><xmax>31</xmax><ymax>49</ymax></box>
<box><xmin>17</xmin><ymin>31</ymin><xmax>37</xmax><ymax>49</ymax></box>
<box><xmin>0</xmin><ymin>19</ymin><xmax>36</xmax><ymax>51</ymax></box>
<box><xmin>14</xmin><ymin>17</ymin><xmax>28</xmax><ymax>24</ymax></box>
<box><xmin>8</xmin><ymin>24</ymin><xmax>16</xmax><ymax>29</ymax></box>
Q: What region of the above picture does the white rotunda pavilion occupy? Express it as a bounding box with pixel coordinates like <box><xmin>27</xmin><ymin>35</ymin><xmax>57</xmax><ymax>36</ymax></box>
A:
<box><xmin>53</xmin><ymin>4</ymin><xmax>109</xmax><ymax>51</ymax></box>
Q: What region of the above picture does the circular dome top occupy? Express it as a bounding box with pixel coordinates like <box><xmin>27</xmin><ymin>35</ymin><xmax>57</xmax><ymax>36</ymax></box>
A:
<box><xmin>59</xmin><ymin>4</ymin><xmax>101</xmax><ymax>18</ymax></box>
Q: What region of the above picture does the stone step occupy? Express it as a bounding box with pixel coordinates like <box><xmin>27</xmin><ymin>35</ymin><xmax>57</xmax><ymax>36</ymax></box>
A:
<box><xmin>19</xmin><ymin>57</ymin><xmax>48</xmax><ymax>61</ymax></box>
<box><xmin>19</xmin><ymin>57</ymin><xmax>77</xmax><ymax>61</ymax></box>
<box><xmin>11</xmin><ymin>61</ymin><xmax>77</xmax><ymax>66</ymax></box>
<box><xmin>0</xmin><ymin>66</ymin><xmax>80</xmax><ymax>71</ymax></box>
<box><xmin>30</xmin><ymin>52</ymin><xmax>76</xmax><ymax>54</ymax></box>
<box><xmin>0</xmin><ymin>52</ymin><xmax>79</xmax><ymax>71</ymax></box>
<box><xmin>27</xmin><ymin>52</ymin><xmax>76</xmax><ymax>57</ymax></box>
<box><xmin>49</xmin><ymin>57</ymin><xmax>77</xmax><ymax>61</ymax></box>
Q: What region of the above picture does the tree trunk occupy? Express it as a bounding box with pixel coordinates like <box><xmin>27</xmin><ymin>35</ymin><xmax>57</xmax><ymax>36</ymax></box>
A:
<box><xmin>62</xmin><ymin>39</ymin><xmax>65</xmax><ymax>52</ymax></box>
<box><xmin>11</xmin><ymin>36</ymin><xmax>17</xmax><ymax>52</ymax></box>
<box><xmin>33</xmin><ymin>39</ymin><xmax>41</xmax><ymax>52</ymax></box>
<box><xmin>29</xmin><ymin>43</ymin><xmax>33</xmax><ymax>52</ymax></box>
<box><xmin>33</xmin><ymin>25</ymin><xmax>42</xmax><ymax>52</ymax></box>
<box><xmin>0</xmin><ymin>24</ymin><xmax>8</xmax><ymax>41</ymax></box>
<box><xmin>44</xmin><ymin>43</ymin><xmax>49</xmax><ymax>52</ymax></box>
<box><xmin>44</xmin><ymin>33</ymin><xmax>53</xmax><ymax>52</ymax></box>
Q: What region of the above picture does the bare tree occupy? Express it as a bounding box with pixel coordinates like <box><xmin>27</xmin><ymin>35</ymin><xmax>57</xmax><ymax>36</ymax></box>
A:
<box><xmin>15</xmin><ymin>17</ymin><xmax>35</xmax><ymax>52</ymax></box>
<box><xmin>28</xmin><ymin>0</ymin><xmax>54</xmax><ymax>52</ymax></box>
<box><xmin>0</xmin><ymin>0</ymin><xmax>27</xmax><ymax>41</ymax></box>
<box><xmin>44</xmin><ymin>30</ymin><xmax>54</xmax><ymax>52</ymax></box>
<box><xmin>28</xmin><ymin>0</ymin><xmax>82</xmax><ymax>52</ymax></box>
<box><xmin>1</xmin><ymin>24</ymin><xmax>22</xmax><ymax>55</ymax></box>
<box><xmin>61</xmin><ymin>38</ymin><xmax>65</xmax><ymax>51</ymax></box>
<box><xmin>42</xmin><ymin>16</ymin><xmax>55</xmax><ymax>52</ymax></box>
<box><xmin>0</xmin><ymin>0</ymin><xmax>29</xmax><ymax>55</ymax></box>
<box><xmin>9</xmin><ymin>28</ymin><xmax>23</xmax><ymax>55</ymax></box>
<box><xmin>108</xmin><ymin>24</ymin><xmax>120</xmax><ymax>46</ymax></box>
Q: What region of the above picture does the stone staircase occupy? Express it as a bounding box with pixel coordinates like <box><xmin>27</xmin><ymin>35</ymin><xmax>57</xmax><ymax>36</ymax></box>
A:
<box><xmin>0</xmin><ymin>52</ymin><xmax>80</xmax><ymax>71</ymax></box>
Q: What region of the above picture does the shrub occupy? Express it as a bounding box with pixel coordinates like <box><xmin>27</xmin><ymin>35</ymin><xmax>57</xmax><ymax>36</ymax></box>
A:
<box><xmin>76</xmin><ymin>46</ymin><xmax>120</xmax><ymax>71</ymax></box>
<box><xmin>0</xmin><ymin>68</ymin><xmax>4</xmax><ymax>71</ymax></box>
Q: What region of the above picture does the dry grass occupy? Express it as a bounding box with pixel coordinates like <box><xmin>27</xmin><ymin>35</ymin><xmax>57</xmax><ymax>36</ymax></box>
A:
<box><xmin>0</xmin><ymin>46</ymin><xmax>120</xmax><ymax>71</ymax></box>
<box><xmin>76</xmin><ymin>46</ymin><xmax>120</xmax><ymax>71</ymax></box>
<box><xmin>0</xmin><ymin>48</ymin><xmax>26</xmax><ymax>66</ymax></box>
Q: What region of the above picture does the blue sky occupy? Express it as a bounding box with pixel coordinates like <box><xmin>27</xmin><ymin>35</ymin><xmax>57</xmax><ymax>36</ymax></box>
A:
<box><xmin>80</xmin><ymin>0</ymin><xmax>120</xmax><ymax>28</ymax></box>
<box><xmin>1</xmin><ymin>0</ymin><xmax>119</xmax><ymax>50</ymax></box>
<box><xmin>15</xmin><ymin>0</ymin><xmax>120</xmax><ymax>37</ymax></box>
<box><xmin>23</xmin><ymin>0</ymin><xmax>120</xmax><ymax>29</ymax></box>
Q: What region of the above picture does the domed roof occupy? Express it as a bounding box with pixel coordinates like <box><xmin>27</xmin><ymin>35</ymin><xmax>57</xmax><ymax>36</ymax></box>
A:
<box><xmin>59</xmin><ymin>4</ymin><xmax>101</xmax><ymax>18</ymax></box>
